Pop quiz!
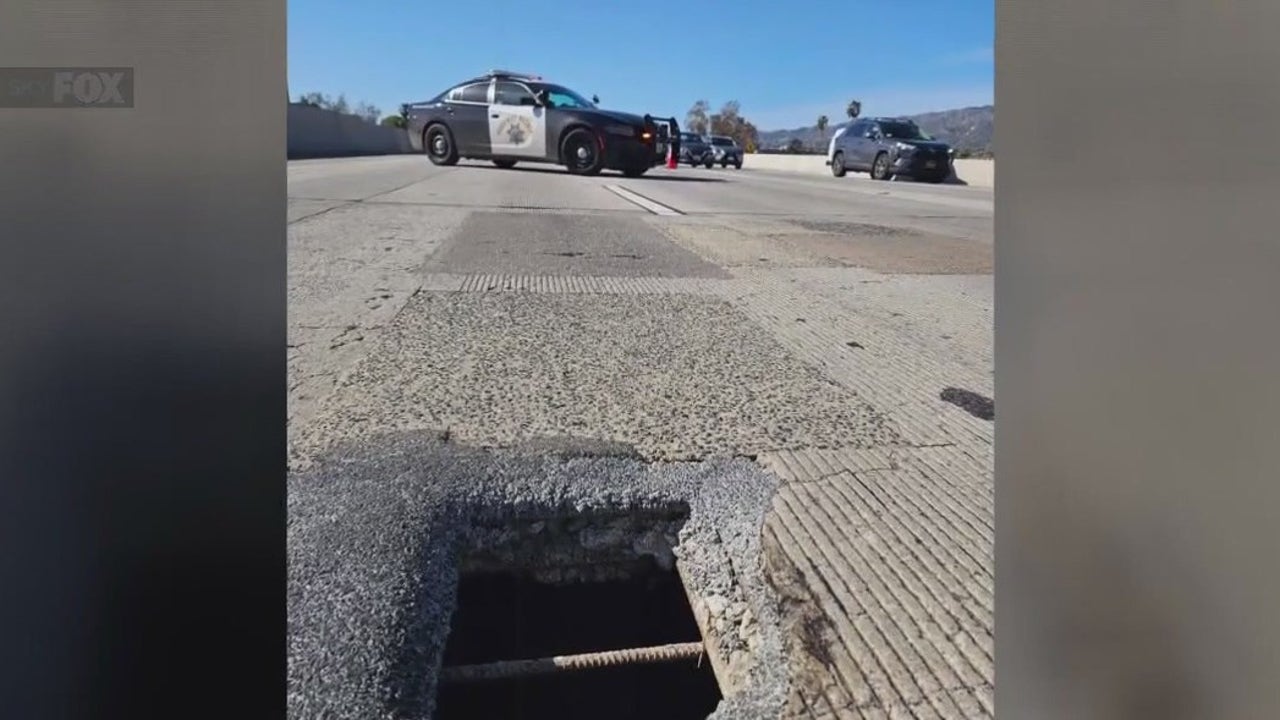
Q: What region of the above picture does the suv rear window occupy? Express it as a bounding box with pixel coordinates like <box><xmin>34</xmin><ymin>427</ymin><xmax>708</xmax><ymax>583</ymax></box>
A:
<box><xmin>711</xmin><ymin>137</ymin><xmax>735</xmax><ymax>146</ymax></box>
<box><xmin>879</xmin><ymin>121</ymin><xmax>925</xmax><ymax>139</ymax></box>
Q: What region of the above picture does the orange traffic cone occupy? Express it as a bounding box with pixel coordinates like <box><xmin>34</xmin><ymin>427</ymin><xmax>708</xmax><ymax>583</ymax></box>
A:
<box><xmin>666</xmin><ymin>144</ymin><xmax>677</xmax><ymax>170</ymax></box>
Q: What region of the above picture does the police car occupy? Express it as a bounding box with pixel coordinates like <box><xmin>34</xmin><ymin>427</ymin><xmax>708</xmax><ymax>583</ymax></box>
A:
<box><xmin>405</xmin><ymin>70</ymin><xmax>678</xmax><ymax>177</ymax></box>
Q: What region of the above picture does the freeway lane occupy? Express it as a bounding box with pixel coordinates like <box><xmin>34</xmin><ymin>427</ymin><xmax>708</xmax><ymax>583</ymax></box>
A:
<box><xmin>287</xmin><ymin>155</ymin><xmax>995</xmax><ymax>719</ymax></box>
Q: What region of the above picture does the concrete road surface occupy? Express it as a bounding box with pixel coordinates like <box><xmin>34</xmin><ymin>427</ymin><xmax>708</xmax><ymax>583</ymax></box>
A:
<box><xmin>288</xmin><ymin>156</ymin><xmax>994</xmax><ymax>719</ymax></box>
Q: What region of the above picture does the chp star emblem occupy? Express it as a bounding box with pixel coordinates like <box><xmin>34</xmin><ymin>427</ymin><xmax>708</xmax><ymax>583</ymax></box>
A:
<box><xmin>497</xmin><ymin>115</ymin><xmax>535</xmax><ymax>146</ymax></box>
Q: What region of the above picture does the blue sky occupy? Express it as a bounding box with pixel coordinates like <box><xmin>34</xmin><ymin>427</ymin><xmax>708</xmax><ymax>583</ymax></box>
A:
<box><xmin>288</xmin><ymin>0</ymin><xmax>992</xmax><ymax>131</ymax></box>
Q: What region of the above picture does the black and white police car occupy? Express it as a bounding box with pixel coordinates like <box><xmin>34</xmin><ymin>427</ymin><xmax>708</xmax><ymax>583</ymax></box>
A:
<box><xmin>405</xmin><ymin>70</ymin><xmax>678</xmax><ymax>177</ymax></box>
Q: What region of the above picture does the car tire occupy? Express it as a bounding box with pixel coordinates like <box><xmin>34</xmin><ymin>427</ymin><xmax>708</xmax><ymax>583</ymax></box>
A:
<box><xmin>561</xmin><ymin>128</ymin><xmax>603</xmax><ymax>176</ymax></box>
<box><xmin>720</xmin><ymin>159</ymin><xmax>728</xmax><ymax>168</ymax></box>
<box><xmin>831</xmin><ymin>151</ymin><xmax>847</xmax><ymax>177</ymax></box>
<box><xmin>492</xmin><ymin>159</ymin><xmax>517</xmax><ymax>169</ymax></box>
<box><xmin>733</xmin><ymin>159</ymin><xmax>742</xmax><ymax>169</ymax></box>
<box><xmin>870</xmin><ymin>151</ymin><xmax>893</xmax><ymax>181</ymax></box>
<box><xmin>704</xmin><ymin>158</ymin><xmax>714</xmax><ymax>169</ymax></box>
<box><xmin>424</xmin><ymin>124</ymin><xmax>459</xmax><ymax>166</ymax></box>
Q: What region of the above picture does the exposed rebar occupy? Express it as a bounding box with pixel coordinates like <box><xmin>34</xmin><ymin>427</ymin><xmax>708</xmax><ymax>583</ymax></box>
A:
<box><xmin>439</xmin><ymin>641</ymin><xmax>706</xmax><ymax>683</ymax></box>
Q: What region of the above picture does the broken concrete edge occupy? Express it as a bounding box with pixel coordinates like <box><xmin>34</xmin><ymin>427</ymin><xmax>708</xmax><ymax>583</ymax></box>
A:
<box><xmin>287</xmin><ymin>429</ymin><xmax>792</xmax><ymax>720</ymax></box>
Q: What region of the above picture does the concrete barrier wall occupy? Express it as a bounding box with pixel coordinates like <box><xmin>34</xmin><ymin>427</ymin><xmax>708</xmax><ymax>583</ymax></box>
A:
<box><xmin>287</xmin><ymin>104</ymin><xmax>413</xmax><ymax>159</ymax></box>
<box><xmin>744</xmin><ymin>153</ymin><xmax>994</xmax><ymax>188</ymax></box>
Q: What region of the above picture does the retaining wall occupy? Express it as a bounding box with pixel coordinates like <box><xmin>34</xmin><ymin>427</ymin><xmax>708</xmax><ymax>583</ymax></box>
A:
<box><xmin>744</xmin><ymin>154</ymin><xmax>994</xmax><ymax>188</ymax></box>
<box><xmin>287</xmin><ymin>103</ymin><xmax>413</xmax><ymax>159</ymax></box>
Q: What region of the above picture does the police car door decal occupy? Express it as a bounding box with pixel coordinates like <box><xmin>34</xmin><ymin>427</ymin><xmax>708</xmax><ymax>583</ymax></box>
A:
<box><xmin>488</xmin><ymin>83</ymin><xmax>547</xmax><ymax>159</ymax></box>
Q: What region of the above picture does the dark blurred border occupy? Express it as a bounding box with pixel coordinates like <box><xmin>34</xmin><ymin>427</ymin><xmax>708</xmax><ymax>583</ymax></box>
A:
<box><xmin>997</xmin><ymin>1</ymin><xmax>1280</xmax><ymax>718</ymax></box>
<box><xmin>0</xmin><ymin>2</ymin><xmax>284</xmax><ymax>718</ymax></box>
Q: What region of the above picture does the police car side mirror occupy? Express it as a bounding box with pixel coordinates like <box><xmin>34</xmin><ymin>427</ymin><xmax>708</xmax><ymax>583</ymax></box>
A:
<box><xmin>534</xmin><ymin>89</ymin><xmax>549</xmax><ymax>106</ymax></box>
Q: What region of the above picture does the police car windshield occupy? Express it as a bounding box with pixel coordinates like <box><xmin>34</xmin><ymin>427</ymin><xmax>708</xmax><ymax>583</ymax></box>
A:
<box><xmin>538</xmin><ymin>84</ymin><xmax>595</xmax><ymax>109</ymax></box>
<box><xmin>880</xmin><ymin>121</ymin><xmax>926</xmax><ymax>140</ymax></box>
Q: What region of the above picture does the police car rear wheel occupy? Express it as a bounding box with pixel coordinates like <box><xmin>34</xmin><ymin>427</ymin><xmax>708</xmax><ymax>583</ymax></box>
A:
<box><xmin>831</xmin><ymin>151</ymin><xmax>847</xmax><ymax>177</ymax></box>
<box><xmin>562</xmin><ymin>128</ymin><xmax>603</xmax><ymax>176</ymax></box>
<box><xmin>424</xmin><ymin>124</ymin><xmax>458</xmax><ymax>166</ymax></box>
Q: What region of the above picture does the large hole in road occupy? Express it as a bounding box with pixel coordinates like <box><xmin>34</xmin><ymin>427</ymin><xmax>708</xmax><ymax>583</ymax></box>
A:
<box><xmin>432</xmin><ymin>507</ymin><xmax>723</xmax><ymax>720</ymax></box>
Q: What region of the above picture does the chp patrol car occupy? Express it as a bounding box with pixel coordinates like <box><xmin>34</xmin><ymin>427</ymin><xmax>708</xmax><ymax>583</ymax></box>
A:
<box><xmin>405</xmin><ymin>70</ymin><xmax>679</xmax><ymax>177</ymax></box>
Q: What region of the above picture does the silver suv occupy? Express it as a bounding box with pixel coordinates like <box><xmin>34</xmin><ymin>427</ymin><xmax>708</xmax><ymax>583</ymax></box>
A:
<box><xmin>828</xmin><ymin>117</ymin><xmax>954</xmax><ymax>183</ymax></box>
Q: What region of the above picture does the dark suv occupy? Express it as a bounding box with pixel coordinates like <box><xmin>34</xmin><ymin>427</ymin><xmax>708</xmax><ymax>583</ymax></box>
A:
<box><xmin>708</xmin><ymin>135</ymin><xmax>743</xmax><ymax>169</ymax></box>
<box><xmin>828</xmin><ymin>117</ymin><xmax>954</xmax><ymax>183</ymax></box>
<box><xmin>678</xmin><ymin>132</ymin><xmax>713</xmax><ymax>167</ymax></box>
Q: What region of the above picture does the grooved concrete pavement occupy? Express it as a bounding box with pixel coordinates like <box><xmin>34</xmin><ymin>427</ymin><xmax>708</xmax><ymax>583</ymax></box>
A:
<box><xmin>289</xmin><ymin>157</ymin><xmax>993</xmax><ymax>719</ymax></box>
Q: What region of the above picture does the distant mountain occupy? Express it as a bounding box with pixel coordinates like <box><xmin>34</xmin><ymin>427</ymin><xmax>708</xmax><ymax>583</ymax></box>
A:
<box><xmin>757</xmin><ymin>105</ymin><xmax>993</xmax><ymax>155</ymax></box>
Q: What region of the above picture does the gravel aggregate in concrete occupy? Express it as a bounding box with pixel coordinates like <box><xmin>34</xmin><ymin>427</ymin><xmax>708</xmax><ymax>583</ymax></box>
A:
<box><xmin>288</xmin><ymin>431</ymin><xmax>790</xmax><ymax>720</ymax></box>
<box><xmin>293</xmin><ymin>291</ymin><xmax>898</xmax><ymax>468</ymax></box>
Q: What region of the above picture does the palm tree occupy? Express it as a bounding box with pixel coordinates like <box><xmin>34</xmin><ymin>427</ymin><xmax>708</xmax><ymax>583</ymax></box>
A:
<box><xmin>846</xmin><ymin>99</ymin><xmax>862</xmax><ymax>120</ymax></box>
<box><xmin>817</xmin><ymin>115</ymin><xmax>829</xmax><ymax>144</ymax></box>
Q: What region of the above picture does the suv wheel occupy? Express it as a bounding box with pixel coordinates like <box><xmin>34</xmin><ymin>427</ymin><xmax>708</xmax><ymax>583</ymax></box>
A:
<box><xmin>831</xmin><ymin>151</ymin><xmax>847</xmax><ymax>177</ymax></box>
<box><xmin>870</xmin><ymin>151</ymin><xmax>893</xmax><ymax>181</ymax></box>
<box><xmin>704</xmin><ymin>158</ymin><xmax>714</xmax><ymax>169</ymax></box>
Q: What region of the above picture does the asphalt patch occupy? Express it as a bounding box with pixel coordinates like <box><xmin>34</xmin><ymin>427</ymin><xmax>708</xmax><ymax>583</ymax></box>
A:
<box><xmin>940</xmin><ymin>386</ymin><xmax>995</xmax><ymax>420</ymax></box>
<box><xmin>788</xmin><ymin>220</ymin><xmax>922</xmax><ymax>237</ymax></box>
<box><xmin>424</xmin><ymin>211</ymin><xmax>728</xmax><ymax>279</ymax></box>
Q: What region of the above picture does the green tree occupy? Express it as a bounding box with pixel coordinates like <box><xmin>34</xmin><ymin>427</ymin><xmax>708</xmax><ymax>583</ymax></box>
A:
<box><xmin>786</xmin><ymin>137</ymin><xmax>804</xmax><ymax>154</ymax></box>
<box><xmin>817</xmin><ymin>114</ymin><xmax>829</xmax><ymax>142</ymax></box>
<box><xmin>846</xmin><ymin>99</ymin><xmax>862</xmax><ymax>119</ymax></box>
<box><xmin>706</xmin><ymin>100</ymin><xmax>758</xmax><ymax>150</ymax></box>
<box><xmin>297</xmin><ymin>91</ymin><xmax>327</xmax><ymax>107</ymax></box>
<box><xmin>381</xmin><ymin>116</ymin><xmax>407</xmax><ymax>129</ymax></box>
<box><xmin>685</xmin><ymin>100</ymin><xmax>710</xmax><ymax>135</ymax></box>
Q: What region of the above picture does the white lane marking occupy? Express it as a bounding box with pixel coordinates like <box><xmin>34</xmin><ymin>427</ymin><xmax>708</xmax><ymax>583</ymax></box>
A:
<box><xmin>604</xmin><ymin>184</ymin><xmax>682</xmax><ymax>216</ymax></box>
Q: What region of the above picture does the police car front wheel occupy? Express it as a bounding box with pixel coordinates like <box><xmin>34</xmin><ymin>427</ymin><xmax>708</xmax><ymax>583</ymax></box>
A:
<box><xmin>424</xmin><ymin>124</ymin><xmax>458</xmax><ymax>166</ymax></box>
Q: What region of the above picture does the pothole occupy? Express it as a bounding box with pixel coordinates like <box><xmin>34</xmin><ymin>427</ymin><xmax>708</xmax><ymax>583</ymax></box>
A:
<box><xmin>432</xmin><ymin>506</ymin><xmax>727</xmax><ymax>719</ymax></box>
<box><xmin>287</xmin><ymin>436</ymin><xmax>788</xmax><ymax>720</ymax></box>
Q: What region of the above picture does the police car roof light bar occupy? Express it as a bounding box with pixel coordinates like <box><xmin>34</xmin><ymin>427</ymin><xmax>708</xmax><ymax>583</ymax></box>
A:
<box><xmin>486</xmin><ymin>69</ymin><xmax>543</xmax><ymax>81</ymax></box>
